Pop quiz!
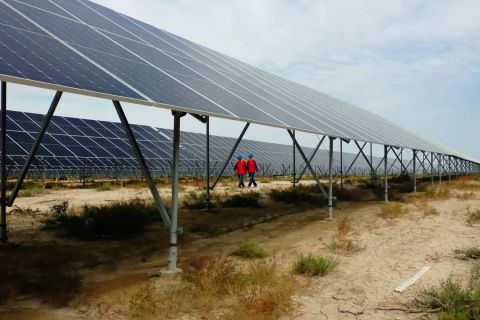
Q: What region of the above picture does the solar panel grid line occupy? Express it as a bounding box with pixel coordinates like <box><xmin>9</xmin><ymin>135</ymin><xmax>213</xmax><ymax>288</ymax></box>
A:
<box><xmin>84</xmin><ymin>1</ymin><xmax>374</xmax><ymax>138</ymax></box>
<box><xmin>1</xmin><ymin>0</ymin><xmax>151</xmax><ymax>103</ymax></box>
<box><xmin>173</xmin><ymin>42</ymin><xmax>376</xmax><ymax>142</ymax></box>
<box><xmin>120</xmin><ymin>18</ymin><xmax>353</xmax><ymax>138</ymax></box>
<box><xmin>48</xmin><ymin>0</ymin><xmax>253</xmax><ymax>121</ymax></box>
<box><xmin>208</xmin><ymin>50</ymin><xmax>399</xmax><ymax>146</ymax></box>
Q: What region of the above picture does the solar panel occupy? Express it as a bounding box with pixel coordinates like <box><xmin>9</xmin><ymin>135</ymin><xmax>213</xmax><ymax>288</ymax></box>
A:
<box><xmin>0</xmin><ymin>0</ymin><xmax>475</xmax><ymax>164</ymax></box>
<box><xmin>0</xmin><ymin>110</ymin><xmax>381</xmax><ymax>177</ymax></box>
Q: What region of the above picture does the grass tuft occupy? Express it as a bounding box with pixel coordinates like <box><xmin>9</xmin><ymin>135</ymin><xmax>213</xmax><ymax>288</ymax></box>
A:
<box><xmin>230</xmin><ymin>243</ymin><xmax>269</xmax><ymax>259</ymax></box>
<box><xmin>378</xmin><ymin>202</ymin><xmax>408</xmax><ymax>219</ymax></box>
<box><xmin>464</xmin><ymin>247</ymin><xmax>480</xmax><ymax>259</ymax></box>
<box><xmin>467</xmin><ymin>208</ymin><xmax>480</xmax><ymax>224</ymax></box>
<box><xmin>415</xmin><ymin>264</ymin><xmax>480</xmax><ymax>319</ymax></box>
<box><xmin>95</xmin><ymin>183</ymin><xmax>113</xmax><ymax>191</ymax></box>
<box><xmin>293</xmin><ymin>253</ymin><xmax>338</xmax><ymax>277</ymax></box>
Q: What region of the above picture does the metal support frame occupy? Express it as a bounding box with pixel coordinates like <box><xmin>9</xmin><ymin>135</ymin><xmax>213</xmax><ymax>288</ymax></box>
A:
<box><xmin>210</xmin><ymin>122</ymin><xmax>250</xmax><ymax>190</ymax></box>
<box><xmin>169</xmin><ymin>111</ymin><xmax>185</xmax><ymax>271</ymax></box>
<box><xmin>340</xmin><ymin>139</ymin><xmax>344</xmax><ymax>189</ymax></box>
<box><xmin>327</xmin><ymin>136</ymin><xmax>335</xmax><ymax>219</ymax></box>
<box><xmin>390</xmin><ymin>147</ymin><xmax>410</xmax><ymax>178</ymax></box>
<box><xmin>205</xmin><ymin>116</ymin><xmax>210</xmax><ymax>208</ymax></box>
<box><xmin>412</xmin><ymin>150</ymin><xmax>417</xmax><ymax>193</ymax></box>
<box><xmin>287</xmin><ymin>129</ymin><xmax>328</xmax><ymax>198</ymax></box>
<box><xmin>8</xmin><ymin>91</ymin><xmax>63</xmax><ymax>206</ymax></box>
<box><xmin>292</xmin><ymin>130</ymin><xmax>296</xmax><ymax>189</ymax></box>
<box><xmin>113</xmin><ymin>100</ymin><xmax>171</xmax><ymax>229</ymax></box>
<box><xmin>1</xmin><ymin>82</ymin><xmax>7</xmax><ymax>243</ymax></box>
<box><xmin>296</xmin><ymin>135</ymin><xmax>326</xmax><ymax>182</ymax></box>
<box><xmin>384</xmin><ymin>145</ymin><xmax>389</xmax><ymax>202</ymax></box>
<box><xmin>438</xmin><ymin>153</ymin><xmax>442</xmax><ymax>184</ymax></box>
<box><xmin>344</xmin><ymin>142</ymin><xmax>367</xmax><ymax>176</ymax></box>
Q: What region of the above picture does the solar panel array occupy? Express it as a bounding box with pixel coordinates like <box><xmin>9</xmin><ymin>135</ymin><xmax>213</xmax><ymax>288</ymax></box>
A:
<box><xmin>0</xmin><ymin>0</ymin><xmax>476</xmax><ymax>164</ymax></box>
<box><xmin>0</xmin><ymin>110</ymin><xmax>200</xmax><ymax>177</ymax></box>
<box><xmin>1</xmin><ymin>110</ymin><xmax>379</xmax><ymax>178</ymax></box>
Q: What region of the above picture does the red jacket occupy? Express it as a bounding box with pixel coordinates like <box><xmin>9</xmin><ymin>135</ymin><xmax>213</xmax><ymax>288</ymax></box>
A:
<box><xmin>235</xmin><ymin>159</ymin><xmax>247</xmax><ymax>174</ymax></box>
<box><xmin>247</xmin><ymin>158</ymin><xmax>258</xmax><ymax>173</ymax></box>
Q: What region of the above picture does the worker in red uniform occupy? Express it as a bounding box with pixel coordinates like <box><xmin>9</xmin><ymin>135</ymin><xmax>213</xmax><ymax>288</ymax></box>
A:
<box><xmin>234</xmin><ymin>154</ymin><xmax>247</xmax><ymax>187</ymax></box>
<box><xmin>247</xmin><ymin>153</ymin><xmax>258</xmax><ymax>187</ymax></box>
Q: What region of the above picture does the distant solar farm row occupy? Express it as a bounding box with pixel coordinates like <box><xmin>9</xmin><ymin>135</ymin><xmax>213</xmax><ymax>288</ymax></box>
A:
<box><xmin>0</xmin><ymin>110</ymin><xmax>376</xmax><ymax>178</ymax></box>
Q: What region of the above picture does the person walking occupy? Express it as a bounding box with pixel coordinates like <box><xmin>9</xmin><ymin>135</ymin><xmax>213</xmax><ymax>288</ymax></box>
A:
<box><xmin>247</xmin><ymin>153</ymin><xmax>258</xmax><ymax>187</ymax></box>
<box><xmin>234</xmin><ymin>154</ymin><xmax>247</xmax><ymax>187</ymax></box>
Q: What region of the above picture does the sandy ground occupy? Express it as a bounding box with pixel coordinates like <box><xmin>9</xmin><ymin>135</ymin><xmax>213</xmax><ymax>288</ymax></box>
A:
<box><xmin>0</xmin><ymin>179</ymin><xmax>479</xmax><ymax>319</ymax></box>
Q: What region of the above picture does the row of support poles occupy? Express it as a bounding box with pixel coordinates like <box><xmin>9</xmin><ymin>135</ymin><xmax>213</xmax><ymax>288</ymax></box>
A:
<box><xmin>1</xmin><ymin>81</ymin><xmax>7</xmax><ymax>243</ymax></box>
<box><xmin>340</xmin><ymin>139</ymin><xmax>344</xmax><ymax>190</ymax></box>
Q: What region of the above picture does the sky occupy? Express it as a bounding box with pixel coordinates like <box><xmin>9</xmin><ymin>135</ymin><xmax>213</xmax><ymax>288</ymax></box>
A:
<box><xmin>6</xmin><ymin>0</ymin><xmax>480</xmax><ymax>159</ymax></box>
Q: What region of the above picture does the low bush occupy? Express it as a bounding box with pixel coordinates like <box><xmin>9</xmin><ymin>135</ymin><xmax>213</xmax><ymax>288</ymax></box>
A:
<box><xmin>269</xmin><ymin>186</ymin><xmax>323</xmax><ymax>205</ymax></box>
<box><xmin>416</xmin><ymin>265</ymin><xmax>480</xmax><ymax>319</ymax></box>
<box><xmin>183</xmin><ymin>192</ymin><xmax>213</xmax><ymax>210</ymax></box>
<box><xmin>464</xmin><ymin>247</ymin><xmax>480</xmax><ymax>259</ymax></box>
<box><xmin>293</xmin><ymin>253</ymin><xmax>338</xmax><ymax>277</ymax></box>
<box><xmin>467</xmin><ymin>208</ymin><xmax>480</xmax><ymax>224</ymax></box>
<box><xmin>42</xmin><ymin>199</ymin><xmax>160</xmax><ymax>240</ymax></box>
<box><xmin>95</xmin><ymin>183</ymin><xmax>112</xmax><ymax>191</ymax></box>
<box><xmin>378</xmin><ymin>203</ymin><xmax>407</xmax><ymax>219</ymax></box>
<box><xmin>230</xmin><ymin>243</ymin><xmax>269</xmax><ymax>259</ymax></box>
<box><xmin>220</xmin><ymin>192</ymin><xmax>261</xmax><ymax>208</ymax></box>
<box><xmin>424</xmin><ymin>186</ymin><xmax>452</xmax><ymax>199</ymax></box>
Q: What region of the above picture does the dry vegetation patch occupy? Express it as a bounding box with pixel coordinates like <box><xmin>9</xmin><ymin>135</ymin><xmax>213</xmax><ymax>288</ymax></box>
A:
<box><xmin>129</xmin><ymin>256</ymin><xmax>298</xmax><ymax>320</ymax></box>
<box><xmin>328</xmin><ymin>217</ymin><xmax>364</xmax><ymax>254</ymax></box>
<box><xmin>230</xmin><ymin>242</ymin><xmax>269</xmax><ymax>259</ymax></box>
<box><xmin>467</xmin><ymin>207</ymin><xmax>480</xmax><ymax>224</ymax></box>
<box><xmin>378</xmin><ymin>202</ymin><xmax>408</xmax><ymax>219</ymax></box>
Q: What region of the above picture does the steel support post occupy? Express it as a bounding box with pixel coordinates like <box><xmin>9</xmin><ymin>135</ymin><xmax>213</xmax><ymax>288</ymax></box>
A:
<box><xmin>8</xmin><ymin>91</ymin><xmax>63</xmax><ymax>206</ymax></box>
<box><xmin>1</xmin><ymin>82</ymin><xmax>7</xmax><ymax>243</ymax></box>
<box><xmin>430</xmin><ymin>153</ymin><xmax>434</xmax><ymax>185</ymax></box>
<box><xmin>328</xmin><ymin>136</ymin><xmax>335</xmax><ymax>219</ymax></box>
<box><xmin>369</xmin><ymin>142</ymin><xmax>373</xmax><ymax>183</ymax></box>
<box><xmin>287</xmin><ymin>129</ymin><xmax>328</xmax><ymax>198</ymax></box>
<box><xmin>292</xmin><ymin>130</ymin><xmax>296</xmax><ymax>190</ymax></box>
<box><xmin>448</xmin><ymin>156</ymin><xmax>451</xmax><ymax>181</ymax></box>
<box><xmin>413</xmin><ymin>150</ymin><xmax>417</xmax><ymax>193</ymax></box>
<box><xmin>384</xmin><ymin>145</ymin><xmax>388</xmax><ymax>202</ymax></box>
<box><xmin>438</xmin><ymin>154</ymin><xmax>442</xmax><ymax>184</ymax></box>
<box><xmin>340</xmin><ymin>139</ymin><xmax>344</xmax><ymax>189</ymax></box>
<box><xmin>210</xmin><ymin>122</ymin><xmax>250</xmax><ymax>190</ymax></box>
<box><xmin>113</xmin><ymin>101</ymin><xmax>171</xmax><ymax>228</ymax></box>
<box><xmin>205</xmin><ymin>116</ymin><xmax>210</xmax><ymax>208</ymax></box>
<box><xmin>169</xmin><ymin>111</ymin><xmax>184</xmax><ymax>271</ymax></box>
<box><xmin>296</xmin><ymin>135</ymin><xmax>326</xmax><ymax>182</ymax></box>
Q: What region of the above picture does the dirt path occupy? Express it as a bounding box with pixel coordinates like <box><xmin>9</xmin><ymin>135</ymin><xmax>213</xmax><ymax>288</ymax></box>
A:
<box><xmin>0</xmin><ymin>180</ymin><xmax>479</xmax><ymax>319</ymax></box>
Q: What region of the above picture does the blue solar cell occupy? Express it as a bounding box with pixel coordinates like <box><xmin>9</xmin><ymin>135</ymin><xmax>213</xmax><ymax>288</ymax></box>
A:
<box><xmin>0</xmin><ymin>1</ymin><xmax>146</xmax><ymax>100</ymax></box>
<box><xmin>6</xmin><ymin>140</ymin><xmax>27</xmax><ymax>155</ymax></box>
<box><xmin>44</xmin><ymin>144</ymin><xmax>74</xmax><ymax>157</ymax></box>
<box><xmin>51</xmin><ymin>0</ymin><xmax>139</xmax><ymax>41</ymax></box>
<box><xmin>15</xmin><ymin>0</ymin><xmax>76</xmax><ymax>19</ymax></box>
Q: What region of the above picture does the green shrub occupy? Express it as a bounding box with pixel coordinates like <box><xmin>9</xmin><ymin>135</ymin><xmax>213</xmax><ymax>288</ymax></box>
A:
<box><xmin>42</xmin><ymin>199</ymin><xmax>160</xmax><ymax>240</ymax></box>
<box><xmin>269</xmin><ymin>186</ymin><xmax>323</xmax><ymax>205</ymax></box>
<box><xmin>417</xmin><ymin>279</ymin><xmax>480</xmax><ymax>319</ymax></box>
<box><xmin>183</xmin><ymin>192</ymin><xmax>213</xmax><ymax>210</ymax></box>
<box><xmin>464</xmin><ymin>247</ymin><xmax>480</xmax><ymax>259</ymax></box>
<box><xmin>220</xmin><ymin>192</ymin><xmax>261</xmax><ymax>208</ymax></box>
<box><xmin>95</xmin><ymin>183</ymin><xmax>112</xmax><ymax>191</ymax></box>
<box><xmin>230</xmin><ymin>243</ymin><xmax>269</xmax><ymax>259</ymax></box>
<box><xmin>293</xmin><ymin>253</ymin><xmax>338</xmax><ymax>277</ymax></box>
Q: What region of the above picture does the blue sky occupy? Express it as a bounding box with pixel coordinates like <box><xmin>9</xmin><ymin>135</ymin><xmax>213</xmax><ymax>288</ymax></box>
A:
<box><xmin>7</xmin><ymin>0</ymin><xmax>480</xmax><ymax>159</ymax></box>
